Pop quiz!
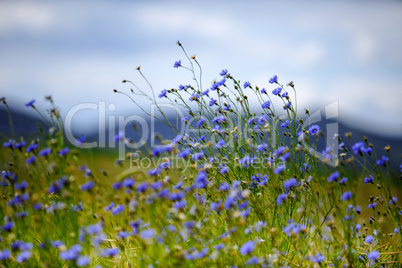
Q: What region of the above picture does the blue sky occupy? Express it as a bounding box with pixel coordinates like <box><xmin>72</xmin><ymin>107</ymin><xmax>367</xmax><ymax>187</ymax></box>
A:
<box><xmin>0</xmin><ymin>0</ymin><xmax>401</xmax><ymax>138</ymax></box>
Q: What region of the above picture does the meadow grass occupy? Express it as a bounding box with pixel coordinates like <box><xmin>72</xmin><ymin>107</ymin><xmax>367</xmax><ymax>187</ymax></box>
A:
<box><xmin>0</xmin><ymin>43</ymin><xmax>401</xmax><ymax>267</ymax></box>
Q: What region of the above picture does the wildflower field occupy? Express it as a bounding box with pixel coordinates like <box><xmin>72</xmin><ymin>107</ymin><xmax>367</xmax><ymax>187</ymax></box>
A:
<box><xmin>1</xmin><ymin>43</ymin><xmax>402</xmax><ymax>267</ymax></box>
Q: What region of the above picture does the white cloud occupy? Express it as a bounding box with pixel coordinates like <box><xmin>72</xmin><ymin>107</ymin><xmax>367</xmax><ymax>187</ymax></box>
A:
<box><xmin>0</xmin><ymin>2</ymin><xmax>54</xmax><ymax>33</ymax></box>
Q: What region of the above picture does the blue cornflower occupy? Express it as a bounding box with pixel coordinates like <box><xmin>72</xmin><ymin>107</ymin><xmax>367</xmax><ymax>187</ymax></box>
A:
<box><xmin>80</xmin><ymin>181</ymin><xmax>94</xmax><ymax>191</ymax></box>
<box><xmin>192</xmin><ymin>152</ymin><xmax>204</xmax><ymax>161</ymax></box>
<box><xmin>173</xmin><ymin>199</ymin><xmax>187</xmax><ymax>209</ymax></box>
<box><xmin>352</xmin><ymin>141</ymin><xmax>368</xmax><ymax>155</ymax></box>
<box><xmin>173</xmin><ymin>60</ymin><xmax>181</xmax><ymax>68</ymax></box>
<box><xmin>75</xmin><ymin>135</ymin><xmax>86</xmax><ymax>146</ymax></box>
<box><xmin>212</xmin><ymin>115</ymin><xmax>226</xmax><ymax>124</ymax></box>
<box><xmin>261</xmin><ymin>101</ymin><xmax>270</xmax><ymax>109</ymax></box>
<box><xmin>224</xmin><ymin>196</ymin><xmax>237</xmax><ymax>210</ymax></box>
<box><xmin>15</xmin><ymin>181</ymin><xmax>28</xmax><ymax>191</ymax></box>
<box><xmin>136</xmin><ymin>182</ymin><xmax>148</xmax><ymax>193</ymax></box>
<box><xmin>245</xmin><ymin>256</ymin><xmax>259</xmax><ymax>265</ymax></box>
<box><xmin>123</xmin><ymin>177</ymin><xmax>135</xmax><ymax>188</ymax></box>
<box><xmin>309</xmin><ymin>125</ymin><xmax>320</xmax><ymax>135</ymax></box>
<box><xmin>219</xmin><ymin>182</ymin><xmax>230</xmax><ymax>191</ymax></box>
<box><xmin>114</xmin><ymin>131</ymin><xmax>124</xmax><ymax>142</ymax></box>
<box><xmin>243</xmin><ymin>81</ymin><xmax>251</xmax><ymax>88</ymax></box>
<box><xmin>340</xmin><ymin>177</ymin><xmax>348</xmax><ymax>184</ymax></box>
<box><xmin>209</xmin><ymin>98</ymin><xmax>217</xmax><ymax>106</ymax></box>
<box><xmin>364</xmin><ymin>175</ymin><xmax>374</xmax><ymax>184</ymax></box>
<box><xmin>258</xmin><ymin>114</ymin><xmax>269</xmax><ymax>125</ymax></box>
<box><xmin>1</xmin><ymin>221</ymin><xmax>14</xmax><ymax>231</ymax></box>
<box><xmin>269</xmin><ymin>75</ymin><xmax>277</xmax><ymax>84</ymax></box>
<box><xmin>189</xmin><ymin>92</ymin><xmax>200</xmax><ymax>101</ymax></box>
<box><xmin>220</xmin><ymin>69</ymin><xmax>228</xmax><ymax>76</ymax></box>
<box><xmin>283</xmin><ymin>178</ymin><xmax>298</xmax><ymax>192</ymax></box>
<box><xmin>239</xmin><ymin>241</ymin><xmax>255</xmax><ymax>255</ymax></box>
<box><xmin>239</xmin><ymin>155</ymin><xmax>254</xmax><ymax>168</ymax></box>
<box><xmin>111</xmin><ymin>204</ymin><xmax>125</xmax><ymax>215</ymax></box>
<box><xmin>282</xmin><ymin>92</ymin><xmax>288</xmax><ymax>98</ymax></box>
<box><xmin>365</xmin><ymin>235</ymin><xmax>374</xmax><ymax>244</ymax></box>
<box><xmin>273</xmin><ymin>164</ymin><xmax>285</xmax><ymax>174</ymax></box>
<box><xmin>341</xmin><ymin>191</ymin><xmax>352</xmax><ymax>201</ymax></box>
<box><xmin>368</xmin><ymin>203</ymin><xmax>377</xmax><ymax>209</ymax></box>
<box><xmin>283</xmin><ymin>102</ymin><xmax>292</xmax><ymax>110</ymax></box>
<box><xmin>280</xmin><ymin>120</ymin><xmax>290</xmax><ymax>128</ymax></box>
<box><xmin>148</xmin><ymin>168</ymin><xmax>161</xmax><ymax>176</ymax></box>
<box><xmin>178</xmin><ymin>148</ymin><xmax>191</xmax><ymax>158</ymax></box>
<box><xmin>224</xmin><ymin>104</ymin><xmax>231</xmax><ymax>111</ymax></box>
<box><xmin>105</xmin><ymin>202</ymin><xmax>114</xmax><ymax>211</ymax></box>
<box><xmin>26</xmin><ymin>143</ymin><xmax>38</xmax><ymax>153</ymax></box>
<box><xmin>220</xmin><ymin>165</ymin><xmax>229</xmax><ymax>174</ymax></box>
<box><xmin>76</xmin><ymin>256</ymin><xmax>90</xmax><ymax>267</ymax></box>
<box><xmin>277</xmin><ymin>193</ymin><xmax>287</xmax><ymax>205</ymax></box>
<box><xmin>25</xmin><ymin>99</ymin><xmax>35</xmax><ymax>108</ymax></box>
<box><xmin>158</xmin><ymin>89</ymin><xmax>167</xmax><ymax>98</ymax></box>
<box><xmin>376</xmin><ymin>155</ymin><xmax>389</xmax><ymax>166</ymax></box>
<box><xmin>100</xmin><ymin>248</ymin><xmax>120</xmax><ymax>257</ymax></box>
<box><xmin>272</xmin><ymin>87</ymin><xmax>282</xmax><ymax>95</ymax></box>
<box><xmin>194</xmin><ymin>172</ymin><xmax>209</xmax><ymax>189</ymax></box>
<box><xmin>216</xmin><ymin>140</ymin><xmax>225</xmax><ymax>149</ymax></box>
<box><xmin>211</xmin><ymin>200</ymin><xmax>222</xmax><ymax>211</ymax></box>
<box><xmin>0</xmin><ymin>249</ymin><xmax>11</xmax><ymax>260</ymax></box>
<box><xmin>202</xmin><ymin>89</ymin><xmax>209</xmax><ymax>95</ymax></box>
<box><xmin>256</xmin><ymin>143</ymin><xmax>267</xmax><ymax>151</ymax></box>
<box><xmin>327</xmin><ymin>171</ymin><xmax>340</xmax><ymax>183</ymax></box>
<box><xmin>198</xmin><ymin>135</ymin><xmax>205</xmax><ymax>142</ymax></box>
<box><xmin>310</xmin><ymin>253</ymin><xmax>325</xmax><ymax>263</ymax></box>
<box><xmin>367</xmin><ymin>250</ymin><xmax>380</xmax><ymax>261</ymax></box>
<box><xmin>261</xmin><ymin>88</ymin><xmax>267</xmax><ymax>94</ymax></box>
<box><xmin>58</xmin><ymin>147</ymin><xmax>69</xmax><ymax>156</ymax></box>
<box><xmin>39</xmin><ymin>148</ymin><xmax>51</xmax><ymax>157</ymax></box>
<box><xmin>172</xmin><ymin>134</ymin><xmax>181</xmax><ymax>144</ymax></box>
<box><xmin>140</xmin><ymin>229</ymin><xmax>156</xmax><ymax>240</ymax></box>
<box><xmin>16</xmin><ymin>251</ymin><xmax>31</xmax><ymax>263</ymax></box>
<box><xmin>196</xmin><ymin>118</ymin><xmax>206</xmax><ymax>127</ymax></box>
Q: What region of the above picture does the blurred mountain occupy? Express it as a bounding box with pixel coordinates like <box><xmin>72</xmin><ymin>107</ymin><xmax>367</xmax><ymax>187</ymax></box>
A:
<box><xmin>1</xmin><ymin>107</ymin><xmax>401</xmax><ymax>171</ymax></box>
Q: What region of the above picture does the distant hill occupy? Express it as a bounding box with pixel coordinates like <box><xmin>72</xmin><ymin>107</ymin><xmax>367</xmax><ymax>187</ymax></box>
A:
<box><xmin>1</xmin><ymin>107</ymin><xmax>401</xmax><ymax>170</ymax></box>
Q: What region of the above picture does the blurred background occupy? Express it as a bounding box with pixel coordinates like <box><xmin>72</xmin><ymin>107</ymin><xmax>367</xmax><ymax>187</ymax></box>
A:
<box><xmin>0</xmin><ymin>0</ymin><xmax>401</xmax><ymax>142</ymax></box>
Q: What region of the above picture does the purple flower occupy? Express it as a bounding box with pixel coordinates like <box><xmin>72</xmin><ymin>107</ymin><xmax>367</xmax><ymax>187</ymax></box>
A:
<box><xmin>273</xmin><ymin>164</ymin><xmax>285</xmax><ymax>174</ymax></box>
<box><xmin>211</xmin><ymin>200</ymin><xmax>222</xmax><ymax>211</ymax></box>
<box><xmin>216</xmin><ymin>140</ymin><xmax>225</xmax><ymax>149</ymax></box>
<box><xmin>280</xmin><ymin>120</ymin><xmax>290</xmax><ymax>128</ymax></box>
<box><xmin>239</xmin><ymin>241</ymin><xmax>255</xmax><ymax>255</ymax></box>
<box><xmin>139</xmin><ymin>229</ymin><xmax>156</xmax><ymax>239</ymax></box>
<box><xmin>220</xmin><ymin>69</ymin><xmax>228</xmax><ymax>76</ymax></box>
<box><xmin>80</xmin><ymin>181</ymin><xmax>94</xmax><ymax>191</ymax></box>
<box><xmin>148</xmin><ymin>168</ymin><xmax>161</xmax><ymax>176</ymax></box>
<box><xmin>277</xmin><ymin>194</ymin><xmax>287</xmax><ymax>205</ymax></box>
<box><xmin>196</xmin><ymin>118</ymin><xmax>206</xmax><ymax>128</ymax></box>
<box><xmin>25</xmin><ymin>99</ymin><xmax>35</xmax><ymax>107</ymax></box>
<box><xmin>327</xmin><ymin>171</ymin><xmax>340</xmax><ymax>183</ymax></box>
<box><xmin>261</xmin><ymin>88</ymin><xmax>267</xmax><ymax>94</ymax></box>
<box><xmin>367</xmin><ymin>250</ymin><xmax>380</xmax><ymax>261</ymax></box>
<box><xmin>100</xmin><ymin>248</ymin><xmax>120</xmax><ymax>257</ymax></box>
<box><xmin>272</xmin><ymin>87</ymin><xmax>282</xmax><ymax>95</ymax></box>
<box><xmin>58</xmin><ymin>147</ymin><xmax>69</xmax><ymax>156</ymax></box>
<box><xmin>364</xmin><ymin>175</ymin><xmax>374</xmax><ymax>184</ymax></box>
<box><xmin>209</xmin><ymin>98</ymin><xmax>217</xmax><ymax>106</ymax></box>
<box><xmin>75</xmin><ymin>135</ymin><xmax>86</xmax><ymax>146</ymax></box>
<box><xmin>352</xmin><ymin>141</ymin><xmax>368</xmax><ymax>155</ymax></box>
<box><xmin>368</xmin><ymin>203</ymin><xmax>377</xmax><ymax>209</ymax></box>
<box><xmin>261</xmin><ymin>101</ymin><xmax>270</xmax><ymax>109</ymax></box>
<box><xmin>269</xmin><ymin>75</ymin><xmax>278</xmax><ymax>84</ymax></box>
<box><xmin>158</xmin><ymin>89</ymin><xmax>167</xmax><ymax>98</ymax></box>
<box><xmin>194</xmin><ymin>172</ymin><xmax>209</xmax><ymax>189</ymax></box>
<box><xmin>111</xmin><ymin>204</ymin><xmax>125</xmax><ymax>215</ymax></box>
<box><xmin>0</xmin><ymin>249</ymin><xmax>11</xmax><ymax>260</ymax></box>
<box><xmin>245</xmin><ymin>256</ymin><xmax>259</xmax><ymax>265</ymax></box>
<box><xmin>178</xmin><ymin>148</ymin><xmax>191</xmax><ymax>158</ymax></box>
<box><xmin>114</xmin><ymin>131</ymin><xmax>124</xmax><ymax>142</ymax></box>
<box><xmin>219</xmin><ymin>165</ymin><xmax>229</xmax><ymax>174</ymax></box>
<box><xmin>239</xmin><ymin>155</ymin><xmax>254</xmax><ymax>168</ymax></box>
<box><xmin>76</xmin><ymin>256</ymin><xmax>90</xmax><ymax>266</ymax></box>
<box><xmin>16</xmin><ymin>251</ymin><xmax>31</xmax><ymax>263</ymax></box>
<box><xmin>309</xmin><ymin>125</ymin><xmax>320</xmax><ymax>135</ymax></box>
<box><xmin>39</xmin><ymin>148</ymin><xmax>51</xmax><ymax>157</ymax></box>
<box><xmin>310</xmin><ymin>253</ymin><xmax>325</xmax><ymax>263</ymax></box>
<box><xmin>1</xmin><ymin>221</ymin><xmax>14</xmax><ymax>231</ymax></box>
<box><xmin>173</xmin><ymin>60</ymin><xmax>181</xmax><ymax>68</ymax></box>
<box><xmin>283</xmin><ymin>178</ymin><xmax>298</xmax><ymax>192</ymax></box>
<box><xmin>243</xmin><ymin>81</ymin><xmax>251</xmax><ymax>88</ymax></box>
<box><xmin>365</xmin><ymin>235</ymin><xmax>374</xmax><ymax>244</ymax></box>
<box><xmin>341</xmin><ymin>191</ymin><xmax>352</xmax><ymax>201</ymax></box>
<box><xmin>136</xmin><ymin>182</ymin><xmax>148</xmax><ymax>193</ymax></box>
